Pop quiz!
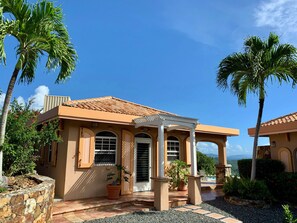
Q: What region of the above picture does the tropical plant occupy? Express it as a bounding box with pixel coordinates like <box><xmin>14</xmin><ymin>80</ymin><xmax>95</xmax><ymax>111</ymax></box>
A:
<box><xmin>223</xmin><ymin>176</ymin><xmax>272</xmax><ymax>201</ymax></box>
<box><xmin>0</xmin><ymin>0</ymin><xmax>77</xmax><ymax>181</ymax></box>
<box><xmin>166</xmin><ymin>160</ymin><xmax>190</xmax><ymax>189</ymax></box>
<box><xmin>2</xmin><ymin>99</ymin><xmax>61</xmax><ymax>176</ymax></box>
<box><xmin>223</xmin><ymin>175</ymin><xmax>240</xmax><ymax>197</ymax></box>
<box><xmin>283</xmin><ymin>205</ymin><xmax>297</xmax><ymax>223</ymax></box>
<box><xmin>217</xmin><ymin>33</ymin><xmax>297</xmax><ymax>180</ymax></box>
<box><xmin>106</xmin><ymin>164</ymin><xmax>131</xmax><ymax>185</ymax></box>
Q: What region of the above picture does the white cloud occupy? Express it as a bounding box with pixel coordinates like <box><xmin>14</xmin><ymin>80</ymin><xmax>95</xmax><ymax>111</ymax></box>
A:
<box><xmin>197</xmin><ymin>141</ymin><xmax>250</xmax><ymax>156</ymax></box>
<box><xmin>197</xmin><ymin>142</ymin><xmax>218</xmax><ymax>155</ymax></box>
<box><xmin>0</xmin><ymin>85</ymin><xmax>49</xmax><ymax>112</ymax></box>
<box><xmin>0</xmin><ymin>93</ymin><xmax>5</xmax><ymax>108</ymax></box>
<box><xmin>255</xmin><ymin>0</ymin><xmax>297</xmax><ymax>41</ymax></box>
<box><xmin>28</xmin><ymin>85</ymin><xmax>49</xmax><ymax>110</ymax></box>
<box><xmin>16</xmin><ymin>96</ymin><xmax>25</xmax><ymax>106</ymax></box>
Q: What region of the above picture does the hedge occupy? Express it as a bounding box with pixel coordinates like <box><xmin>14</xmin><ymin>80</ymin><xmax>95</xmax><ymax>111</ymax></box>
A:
<box><xmin>265</xmin><ymin>172</ymin><xmax>297</xmax><ymax>204</ymax></box>
<box><xmin>238</xmin><ymin>159</ymin><xmax>285</xmax><ymax>179</ymax></box>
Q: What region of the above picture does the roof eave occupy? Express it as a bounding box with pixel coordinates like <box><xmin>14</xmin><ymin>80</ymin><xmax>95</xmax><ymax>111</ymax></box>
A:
<box><xmin>38</xmin><ymin>106</ymin><xmax>240</xmax><ymax>137</ymax></box>
<box><xmin>248</xmin><ymin>122</ymin><xmax>297</xmax><ymax>137</ymax></box>
<box><xmin>196</xmin><ymin>124</ymin><xmax>239</xmax><ymax>136</ymax></box>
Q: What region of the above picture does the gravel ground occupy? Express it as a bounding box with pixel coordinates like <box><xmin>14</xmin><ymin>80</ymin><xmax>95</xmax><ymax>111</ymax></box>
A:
<box><xmin>86</xmin><ymin>197</ymin><xmax>297</xmax><ymax>223</ymax></box>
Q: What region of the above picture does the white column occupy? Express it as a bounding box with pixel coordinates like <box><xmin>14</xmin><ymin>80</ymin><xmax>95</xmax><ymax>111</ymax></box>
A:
<box><xmin>158</xmin><ymin>123</ymin><xmax>165</xmax><ymax>177</ymax></box>
<box><xmin>190</xmin><ymin>127</ymin><xmax>197</xmax><ymax>176</ymax></box>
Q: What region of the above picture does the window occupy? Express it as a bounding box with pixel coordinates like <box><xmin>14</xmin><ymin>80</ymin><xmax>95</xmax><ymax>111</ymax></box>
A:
<box><xmin>95</xmin><ymin>131</ymin><xmax>117</xmax><ymax>165</ymax></box>
<box><xmin>48</xmin><ymin>144</ymin><xmax>52</xmax><ymax>163</ymax></box>
<box><xmin>167</xmin><ymin>136</ymin><xmax>180</xmax><ymax>161</ymax></box>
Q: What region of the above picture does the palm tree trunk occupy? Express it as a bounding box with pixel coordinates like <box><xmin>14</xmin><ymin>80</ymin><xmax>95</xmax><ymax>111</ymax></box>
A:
<box><xmin>0</xmin><ymin>67</ymin><xmax>20</xmax><ymax>181</ymax></box>
<box><xmin>251</xmin><ymin>98</ymin><xmax>264</xmax><ymax>180</ymax></box>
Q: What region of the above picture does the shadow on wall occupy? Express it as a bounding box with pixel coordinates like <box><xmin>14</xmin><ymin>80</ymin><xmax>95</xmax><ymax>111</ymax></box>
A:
<box><xmin>64</xmin><ymin>166</ymin><xmax>115</xmax><ymax>201</ymax></box>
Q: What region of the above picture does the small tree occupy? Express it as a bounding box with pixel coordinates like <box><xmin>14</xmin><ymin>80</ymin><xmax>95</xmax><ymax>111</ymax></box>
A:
<box><xmin>217</xmin><ymin>33</ymin><xmax>297</xmax><ymax>180</ymax></box>
<box><xmin>2</xmin><ymin>100</ymin><xmax>60</xmax><ymax>176</ymax></box>
<box><xmin>197</xmin><ymin>151</ymin><xmax>216</xmax><ymax>175</ymax></box>
<box><xmin>0</xmin><ymin>0</ymin><xmax>77</xmax><ymax>181</ymax></box>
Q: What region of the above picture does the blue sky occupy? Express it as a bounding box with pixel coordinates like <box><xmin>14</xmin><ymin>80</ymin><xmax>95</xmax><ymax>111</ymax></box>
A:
<box><xmin>1</xmin><ymin>0</ymin><xmax>297</xmax><ymax>156</ymax></box>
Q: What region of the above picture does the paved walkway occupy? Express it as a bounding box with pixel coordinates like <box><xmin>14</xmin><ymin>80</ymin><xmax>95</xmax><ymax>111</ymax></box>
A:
<box><xmin>52</xmin><ymin>188</ymin><xmax>233</xmax><ymax>223</ymax></box>
<box><xmin>175</xmin><ymin>205</ymin><xmax>242</xmax><ymax>223</ymax></box>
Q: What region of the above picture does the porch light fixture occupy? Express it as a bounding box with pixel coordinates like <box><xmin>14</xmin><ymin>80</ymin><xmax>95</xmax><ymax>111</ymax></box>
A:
<box><xmin>271</xmin><ymin>141</ymin><xmax>276</xmax><ymax>148</ymax></box>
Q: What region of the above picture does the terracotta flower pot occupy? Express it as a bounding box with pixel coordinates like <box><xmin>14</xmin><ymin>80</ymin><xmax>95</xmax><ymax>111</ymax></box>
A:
<box><xmin>106</xmin><ymin>184</ymin><xmax>121</xmax><ymax>200</ymax></box>
<box><xmin>177</xmin><ymin>180</ymin><xmax>188</xmax><ymax>191</ymax></box>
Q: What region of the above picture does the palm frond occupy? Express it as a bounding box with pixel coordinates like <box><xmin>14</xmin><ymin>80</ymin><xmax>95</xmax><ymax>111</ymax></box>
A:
<box><xmin>1</xmin><ymin>0</ymin><xmax>77</xmax><ymax>84</ymax></box>
<box><xmin>217</xmin><ymin>33</ymin><xmax>297</xmax><ymax>106</ymax></box>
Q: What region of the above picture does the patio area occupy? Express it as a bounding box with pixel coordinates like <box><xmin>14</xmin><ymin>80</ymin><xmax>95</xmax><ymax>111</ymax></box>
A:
<box><xmin>53</xmin><ymin>183</ymin><xmax>224</xmax><ymax>223</ymax></box>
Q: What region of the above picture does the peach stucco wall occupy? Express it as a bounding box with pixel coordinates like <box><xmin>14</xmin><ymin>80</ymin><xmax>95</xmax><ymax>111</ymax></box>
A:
<box><xmin>36</xmin><ymin>127</ymin><xmax>68</xmax><ymax>198</ymax></box>
<box><xmin>269</xmin><ymin>132</ymin><xmax>297</xmax><ymax>172</ymax></box>
<box><xmin>37</xmin><ymin>118</ymin><xmax>233</xmax><ymax>200</ymax></box>
<box><xmin>60</xmin><ymin>120</ymin><xmax>195</xmax><ymax>200</ymax></box>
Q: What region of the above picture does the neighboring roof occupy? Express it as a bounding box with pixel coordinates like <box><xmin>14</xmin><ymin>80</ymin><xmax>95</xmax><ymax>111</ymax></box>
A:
<box><xmin>248</xmin><ymin>112</ymin><xmax>297</xmax><ymax>137</ymax></box>
<box><xmin>62</xmin><ymin>96</ymin><xmax>175</xmax><ymax>116</ymax></box>
<box><xmin>261</xmin><ymin>112</ymin><xmax>297</xmax><ymax>127</ymax></box>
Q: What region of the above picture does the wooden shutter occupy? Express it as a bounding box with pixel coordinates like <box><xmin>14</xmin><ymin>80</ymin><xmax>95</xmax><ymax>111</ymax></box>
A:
<box><xmin>51</xmin><ymin>142</ymin><xmax>58</xmax><ymax>167</ymax></box>
<box><xmin>78</xmin><ymin>127</ymin><xmax>95</xmax><ymax>168</ymax></box>
<box><xmin>121</xmin><ymin>130</ymin><xmax>134</xmax><ymax>195</ymax></box>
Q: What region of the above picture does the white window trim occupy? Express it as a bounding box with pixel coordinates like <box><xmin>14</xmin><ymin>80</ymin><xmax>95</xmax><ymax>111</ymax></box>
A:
<box><xmin>167</xmin><ymin>138</ymin><xmax>180</xmax><ymax>162</ymax></box>
<box><xmin>94</xmin><ymin>133</ymin><xmax>117</xmax><ymax>166</ymax></box>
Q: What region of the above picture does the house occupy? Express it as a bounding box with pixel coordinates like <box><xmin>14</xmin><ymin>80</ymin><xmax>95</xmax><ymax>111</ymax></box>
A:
<box><xmin>248</xmin><ymin>112</ymin><xmax>297</xmax><ymax>172</ymax></box>
<box><xmin>37</xmin><ymin>95</ymin><xmax>239</xmax><ymax>209</ymax></box>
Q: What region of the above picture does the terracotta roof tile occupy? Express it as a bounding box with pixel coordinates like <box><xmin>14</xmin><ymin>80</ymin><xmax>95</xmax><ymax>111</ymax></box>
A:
<box><xmin>62</xmin><ymin>96</ymin><xmax>175</xmax><ymax>116</ymax></box>
<box><xmin>261</xmin><ymin>112</ymin><xmax>297</xmax><ymax>127</ymax></box>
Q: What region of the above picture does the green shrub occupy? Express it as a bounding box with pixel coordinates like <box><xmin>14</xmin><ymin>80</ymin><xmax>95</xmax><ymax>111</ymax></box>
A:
<box><xmin>2</xmin><ymin>100</ymin><xmax>61</xmax><ymax>176</ymax></box>
<box><xmin>265</xmin><ymin>173</ymin><xmax>297</xmax><ymax>204</ymax></box>
<box><xmin>238</xmin><ymin>159</ymin><xmax>285</xmax><ymax>179</ymax></box>
<box><xmin>223</xmin><ymin>176</ymin><xmax>272</xmax><ymax>201</ymax></box>
<box><xmin>166</xmin><ymin>160</ymin><xmax>190</xmax><ymax>189</ymax></box>
<box><xmin>237</xmin><ymin>178</ymin><xmax>271</xmax><ymax>201</ymax></box>
<box><xmin>283</xmin><ymin>205</ymin><xmax>297</xmax><ymax>223</ymax></box>
<box><xmin>197</xmin><ymin>151</ymin><xmax>216</xmax><ymax>175</ymax></box>
<box><xmin>223</xmin><ymin>176</ymin><xmax>240</xmax><ymax>196</ymax></box>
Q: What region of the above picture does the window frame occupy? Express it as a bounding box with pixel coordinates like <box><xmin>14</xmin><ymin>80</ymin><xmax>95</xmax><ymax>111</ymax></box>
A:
<box><xmin>48</xmin><ymin>144</ymin><xmax>52</xmax><ymax>164</ymax></box>
<box><xmin>167</xmin><ymin>136</ymin><xmax>180</xmax><ymax>162</ymax></box>
<box><xmin>94</xmin><ymin>131</ymin><xmax>117</xmax><ymax>166</ymax></box>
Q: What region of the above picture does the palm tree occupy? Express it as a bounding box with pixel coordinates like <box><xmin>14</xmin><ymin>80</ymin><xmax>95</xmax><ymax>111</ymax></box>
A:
<box><xmin>0</xmin><ymin>0</ymin><xmax>77</xmax><ymax>182</ymax></box>
<box><xmin>217</xmin><ymin>33</ymin><xmax>297</xmax><ymax>180</ymax></box>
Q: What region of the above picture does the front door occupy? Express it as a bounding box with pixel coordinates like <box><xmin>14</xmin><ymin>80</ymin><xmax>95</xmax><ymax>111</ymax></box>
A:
<box><xmin>133</xmin><ymin>138</ymin><xmax>152</xmax><ymax>192</ymax></box>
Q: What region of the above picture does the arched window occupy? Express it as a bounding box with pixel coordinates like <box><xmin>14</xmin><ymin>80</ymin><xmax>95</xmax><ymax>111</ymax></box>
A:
<box><xmin>167</xmin><ymin>136</ymin><xmax>180</xmax><ymax>161</ymax></box>
<box><xmin>95</xmin><ymin>131</ymin><xmax>117</xmax><ymax>165</ymax></box>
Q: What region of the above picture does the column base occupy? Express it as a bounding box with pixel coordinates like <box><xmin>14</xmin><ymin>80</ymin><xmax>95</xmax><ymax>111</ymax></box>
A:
<box><xmin>188</xmin><ymin>175</ymin><xmax>202</xmax><ymax>205</ymax></box>
<box><xmin>151</xmin><ymin>177</ymin><xmax>170</xmax><ymax>211</ymax></box>
<box><xmin>215</xmin><ymin>164</ymin><xmax>232</xmax><ymax>184</ymax></box>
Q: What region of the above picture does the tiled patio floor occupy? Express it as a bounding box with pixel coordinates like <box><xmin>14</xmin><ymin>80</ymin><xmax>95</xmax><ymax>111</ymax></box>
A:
<box><xmin>53</xmin><ymin>186</ymin><xmax>225</xmax><ymax>223</ymax></box>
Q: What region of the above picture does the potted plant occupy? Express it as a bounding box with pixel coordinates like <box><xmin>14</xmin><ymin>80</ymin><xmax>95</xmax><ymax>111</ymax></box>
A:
<box><xmin>106</xmin><ymin>164</ymin><xmax>131</xmax><ymax>199</ymax></box>
<box><xmin>166</xmin><ymin>160</ymin><xmax>190</xmax><ymax>191</ymax></box>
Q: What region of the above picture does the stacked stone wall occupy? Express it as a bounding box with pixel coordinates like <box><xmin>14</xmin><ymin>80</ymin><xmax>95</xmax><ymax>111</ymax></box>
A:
<box><xmin>0</xmin><ymin>175</ymin><xmax>55</xmax><ymax>223</ymax></box>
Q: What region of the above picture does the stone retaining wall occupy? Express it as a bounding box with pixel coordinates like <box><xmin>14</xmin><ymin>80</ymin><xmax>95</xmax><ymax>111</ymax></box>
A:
<box><xmin>0</xmin><ymin>175</ymin><xmax>55</xmax><ymax>223</ymax></box>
